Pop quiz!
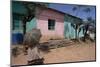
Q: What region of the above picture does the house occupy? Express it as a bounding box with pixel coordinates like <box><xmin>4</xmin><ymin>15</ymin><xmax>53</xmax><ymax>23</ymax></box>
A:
<box><xmin>12</xmin><ymin>1</ymin><xmax>83</xmax><ymax>44</ymax></box>
<box><xmin>35</xmin><ymin>7</ymin><xmax>65</xmax><ymax>41</ymax></box>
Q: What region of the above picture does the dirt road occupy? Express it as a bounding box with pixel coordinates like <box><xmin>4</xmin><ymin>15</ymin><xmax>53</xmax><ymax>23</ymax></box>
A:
<box><xmin>11</xmin><ymin>42</ymin><xmax>96</xmax><ymax>66</ymax></box>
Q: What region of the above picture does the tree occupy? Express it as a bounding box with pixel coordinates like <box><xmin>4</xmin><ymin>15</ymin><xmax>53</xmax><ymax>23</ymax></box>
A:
<box><xmin>12</xmin><ymin>1</ymin><xmax>48</xmax><ymax>35</ymax></box>
<box><xmin>82</xmin><ymin>7</ymin><xmax>93</xmax><ymax>41</ymax></box>
<box><xmin>82</xmin><ymin>17</ymin><xmax>96</xmax><ymax>41</ymax></box>
<box><xmin>72</xmin><ymin>5</ymin><xmax>94</xmax><ymax>40</ymax></box>
<box><xmin>71</xmin><ymin>19</ymin><xmax>82</xmax><ymax>40</ymax></box>
<box><xmin>72</xmin><ymin>5</ymin><xmax>83</xmax><ymax>39</ymax></box>
<box><xmin>21</xmin><ymin>2</ymin><xmax>48</xmax><ymax>35</ymax></box>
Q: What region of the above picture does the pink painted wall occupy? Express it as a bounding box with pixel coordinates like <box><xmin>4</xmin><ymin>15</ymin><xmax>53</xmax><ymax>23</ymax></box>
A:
<box><xmin>36</xmin><ymin>7</ymin><xmax>64</xmax><ymax>41</ymax></box>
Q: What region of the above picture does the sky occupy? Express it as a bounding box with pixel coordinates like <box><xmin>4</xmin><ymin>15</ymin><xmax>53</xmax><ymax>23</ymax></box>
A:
<box><xmin>49</xmin><ymin>3</ymin><xmax>96</xmax><ymax>21</ymax></box>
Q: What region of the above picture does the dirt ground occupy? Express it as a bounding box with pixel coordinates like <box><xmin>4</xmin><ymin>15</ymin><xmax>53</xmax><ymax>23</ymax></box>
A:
<box><xmin>11</xmin><ymin>42</ymin><xmax>96</xmax><ymax>66</ymax></box>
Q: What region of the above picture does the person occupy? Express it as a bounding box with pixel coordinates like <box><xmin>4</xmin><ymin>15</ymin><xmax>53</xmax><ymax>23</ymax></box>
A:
<box><xmin>27</xmin><ymin>43</ymin><xmax>44</xmax><ymax>65</ymax></box>
<box><xmin>23</xmin><ymin>29</ymin><xmax>44</xmax><ymax>65</ymax></box>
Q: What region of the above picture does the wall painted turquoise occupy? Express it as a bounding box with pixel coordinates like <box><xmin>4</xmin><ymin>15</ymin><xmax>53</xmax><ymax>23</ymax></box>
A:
<box><xmin>64</xmin><ymin>19</ymin><xmax>75</xmax><ymax>39</ymax></box>
<box><xmin>78</xmin><ymin>26</ymin><xmax>84</xmax><ymax>37</ymax></box>
<box><xmin>12</xmin><ymin>17</ymin><xmax>37</xmax><ymax>44</ymax></box>
<box><xmin>64</xmin><ymin>15</ymin><xmax>83</xmax><ymax>39</ymax></box>
<box><xmin>13</xmin><ymin>17</ymin><xmax>37</xmax><ymax>34</ymax></box>
<box><xmin>12</xmin><ymin>1</ymin><xmax>37</xmax><ymax>34</ymax></box>
<box><xmin>26</xmin><ymin>17</ymin><xmax>37</xmax><ymax>32</ymax></box>
<box><xmin>12</xmin><ymin>20</ymin><xmax>23</xmax><ymax>34</ymax></box>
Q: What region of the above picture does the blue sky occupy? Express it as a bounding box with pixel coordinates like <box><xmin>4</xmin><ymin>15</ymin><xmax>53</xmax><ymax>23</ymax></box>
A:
<box><xmin>49</xmin><ymin>3</ymin><xmax>96</xmax><ymax>21</ymax></box>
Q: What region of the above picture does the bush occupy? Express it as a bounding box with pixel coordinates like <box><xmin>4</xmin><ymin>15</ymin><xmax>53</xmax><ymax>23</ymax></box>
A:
<box><xmin>12</xmin><ymin>47</ymin><xmax>19</xmax><ymax>57</ymax></box>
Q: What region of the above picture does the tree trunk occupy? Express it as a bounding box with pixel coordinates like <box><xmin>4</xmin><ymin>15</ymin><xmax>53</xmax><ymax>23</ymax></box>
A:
<box><xmin>78</xmin><ymin>30</ymin><xmax>79</xmax><ymax>40</ymax></box>
<box><xmin>75</xmin><ymin>25</ymin><xmax>78</xmax><ymax>40</ymax></box>
<box><xmin>23</xmin><ymin>20</ymin><xmax>27</xmax><ymax>35</ymax></box>
<box><xmin>75</xmin><ymin>29</ymin><xmax>77</xmax><ymax>39</ymax></box>
<box><xmin>83</xmin><ymin>25</ymin><xmax>89</xmax><ymax>41</ymax></box>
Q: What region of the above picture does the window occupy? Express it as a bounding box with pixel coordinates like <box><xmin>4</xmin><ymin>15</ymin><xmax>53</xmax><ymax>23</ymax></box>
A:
<box><xmin>48</xmin><ymin>19</ymin><xmax>55</xmax><ymax>30</ymax></box>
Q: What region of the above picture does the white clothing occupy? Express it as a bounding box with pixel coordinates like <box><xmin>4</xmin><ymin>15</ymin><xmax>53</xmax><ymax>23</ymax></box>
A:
<box><xmin>27</xmin><ymin>47</ymin><xmax>42</xmax><ymax>61</ymax></box>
